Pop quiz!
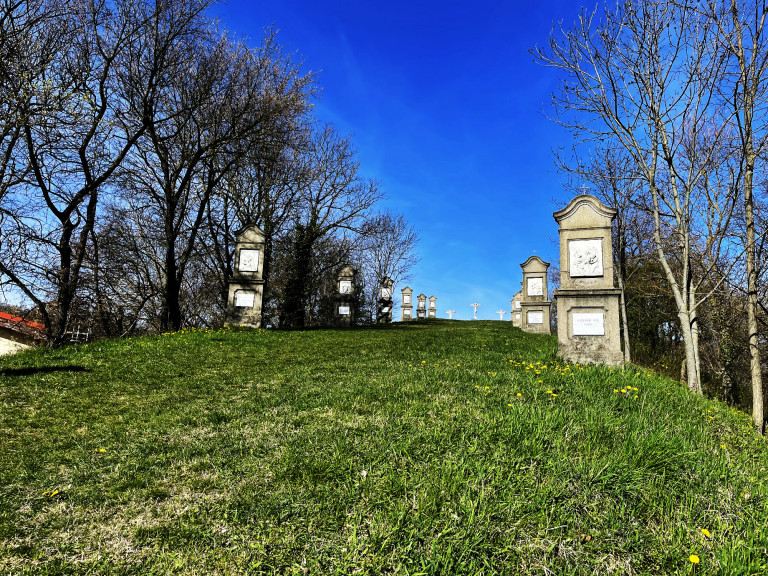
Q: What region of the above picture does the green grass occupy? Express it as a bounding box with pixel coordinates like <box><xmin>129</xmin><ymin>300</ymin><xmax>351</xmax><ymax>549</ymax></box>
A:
<box><xmin>1</xmin><ymin>320</ymin><xmax>766</xmax><ymax>575</ymax></box>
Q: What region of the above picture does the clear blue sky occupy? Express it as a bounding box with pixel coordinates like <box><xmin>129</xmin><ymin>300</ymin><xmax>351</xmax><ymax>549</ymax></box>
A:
<box><xmin>210</xmin><ymin>0</ymin><xmax>584</xmax><ymax>320</ymax></box>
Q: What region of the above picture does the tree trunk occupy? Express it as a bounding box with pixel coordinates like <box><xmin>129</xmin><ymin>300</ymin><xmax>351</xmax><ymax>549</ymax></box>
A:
<box><xmin>745</xmin><ymin>167</ymin><xmax>765</xmax><ymax>434</ymax></box>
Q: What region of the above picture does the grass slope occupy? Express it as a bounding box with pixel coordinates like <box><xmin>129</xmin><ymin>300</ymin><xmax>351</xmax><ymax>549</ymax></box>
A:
<box><xmin>1</xmin><ymin>320</ymin><xmax>767</xmax><ymax>575</ymax></box>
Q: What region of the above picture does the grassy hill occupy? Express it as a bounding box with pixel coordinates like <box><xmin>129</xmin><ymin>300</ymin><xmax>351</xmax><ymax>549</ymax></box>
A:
<box><xmin>1</xmin><ymin>320</ymin><xmax>766</xmax><ymax>575</ymax></box>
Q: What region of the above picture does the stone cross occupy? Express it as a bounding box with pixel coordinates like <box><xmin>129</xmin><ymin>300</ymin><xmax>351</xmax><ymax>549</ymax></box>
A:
<box><xmin>496</xmin><ymin>309</ymin><xmax>505</xmax><ymax>320</ymax></box>
<box><xmin>471</xmin><ymin>302</ymin><xmax>480</xmax><ymax>320</ymax></box>
<box><xmin>446</xmin><ymin>309</ymin><xmax>456</xmax><ymax>319</ymax></box>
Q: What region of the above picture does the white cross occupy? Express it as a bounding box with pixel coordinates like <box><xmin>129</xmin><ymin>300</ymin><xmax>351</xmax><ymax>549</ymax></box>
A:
<box><xmin>496</xmin><ymin>309</ymin><xmax>505</xmax><ymax>320</ymax></box>
<box><xmin>446</xmin><ymin>309</ymin><xmax>456</xmax><ymax>319</ymax></box>
<box><xmin>580</xmin><ymin>183</ymin><xmax>591</xmax><ymax>194</ymax></box>
<box><xmin>471</xmin><ymin>302</ymin><xmax>480</xmax><ymax>320</ymax></box>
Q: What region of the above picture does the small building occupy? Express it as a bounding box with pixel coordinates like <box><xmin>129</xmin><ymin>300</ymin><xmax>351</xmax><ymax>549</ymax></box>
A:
<box><xmin>0</xmin><ymin>312</ymin><xmax>45</xmax><ymax>356</ymax></box>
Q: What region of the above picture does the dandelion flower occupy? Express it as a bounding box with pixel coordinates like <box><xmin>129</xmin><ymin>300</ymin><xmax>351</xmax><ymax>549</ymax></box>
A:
<box><xmin>689</xmin><ymin>554</ymin><xmax>700</xmax><ymax>564</ymax></box>
<box><xmin>700</xmin><ymin>528</ymin><xmax>711</xmax><ymax>538</ymax></box>
<box><xmin>507</xmin><ymin>403</ymin><xmax>513</xmax><ymax>407</ymax></box>
<box><xmin>613</xmin><ymin>389</ymin><xmax>619</xmax><ymax>393</ymax></box>
<box><xmin>516</xmin><ymin>392</ymin><xmax>522</xmax><ymax>397</ymax></box>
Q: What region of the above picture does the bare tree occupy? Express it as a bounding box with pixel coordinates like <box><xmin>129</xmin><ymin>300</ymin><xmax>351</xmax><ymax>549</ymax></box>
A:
<box><xmin>534</xmin><ymin>1</ymin><xmax>740</xmax><ymax>393</ymax></box>
<box><xmin>357</xmin><ymin>211</ymin><xmax>420</xmax><ymax>320</ymax></box>
<box><xmin>705</xmin><ymin>0</ymin><xmax>767</xmax><ymax>432</ymax></box>
<box><xmin>280</xmin><ymin>124</ymin><xmax>382</xmax><ymax>328</ymax></box>
<box><xmin>118</xmin><ymin>27</ymin><xmax>293</xmax><ymax>331</ymax></box>
<box><xmin>0</xmin><ymin>0</ymin><xmax>217</xmax><ymax>344</ymax></box>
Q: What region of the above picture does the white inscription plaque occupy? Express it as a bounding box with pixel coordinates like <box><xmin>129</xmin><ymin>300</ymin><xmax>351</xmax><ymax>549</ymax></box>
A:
<box><xmin>569</xmin><ymin>239</ymin><xmax>603</xmax><ymax>277</ymax></box>
<box><xmin>403</xmin><ymin>294</ymin><xmax>411</xmax><ymax>305</ymax></box>
<box><xmin>527</xmin><ymin>277</ymin><xmax>543</xmax><ymax>296</ymax></box>
<box><xmin>339</xmin><ymin>280</ymin><xmax>352</xmax><ymax>294</ymax></box>
<box><xmin>338</xmin><ymin>305</ymin><xmax>350</xmax><ymax>316</ymax></box>
<box><xmin>239</xmin><ymin>249</ymin><xmax>260</xmax><ymax>273</ymax></box>
<box><xmin>235</xmin><ymin>292</ymin><xmax>255</xmax><ymax>308</ymax></box>
<box><xmin>515</xmin><ymin>301</ymin><xmax>521</xmax><ymax>309</ymax></box>
<box><xmin>515</xmin><ymin>313</ymin><xmax>521</xmax><ymax>320</ymax></box>
<box><xmin>572</xmin><ymin>312</ymin><xmax>604</xmax><ymax>335</ymax></box>
<box><xmin>404</xmin><ymin>309</ymin><xmax>412</xmax><ymax>317</ymax></box>
<box><xmin>429</xmin><ymin>301</ymin><xmax>435</xmax><ymax>308</ymax></box>
<box><xmin>527</xmin><ymin>311</ymin><xmax>544</xmax><ymax>324</ymax></box>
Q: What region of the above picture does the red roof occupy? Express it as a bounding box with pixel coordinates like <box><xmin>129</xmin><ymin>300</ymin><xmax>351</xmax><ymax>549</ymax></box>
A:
<box><xmin>0</xmin><ymin>312</ymin><xmax>46</xmax><ymax>331</ymax></box>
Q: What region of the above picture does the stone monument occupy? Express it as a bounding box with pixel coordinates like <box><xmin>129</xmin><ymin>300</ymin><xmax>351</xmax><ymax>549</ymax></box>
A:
<box><xmin>335</xmin><ymin>265</ymin><xmax>357</xmax><ymax>327</ymax></box>
<box><xmin>471</xmin><ymin>301</ymin><xmax>480</xmax><ymax>320</ymax></box>
<box><xmin>520</xmin><ymin>256</ymin><xmax>551</xmax><ymax>334</ymax></box>
<box><xmin>428</xmin><ymin>295</ymin><xmax>437</xmax><ymax>318</ymax></box>
<box><xmin>446</xmin><ymin>308</ymin><xmax>456</xmax><ymax>319</ymax></box>
<box><xmin>226</xmin><ymin>224</ymin><xmax>266</xmax><ymax>327</ymax></box>
<box><xmin>377</xmin><ymin>277</ymin><xmax>394</xmax><ymax>324</ymax></box>
<box><xmin>496</xmin><ymin>309</ymin><xmax>506</xmax><ymax>320</ymax></box>
<box><xmin>401</xmin><ymin>286</ymin><xmax>413</xmax><ymax>321</ymax></box>
<box><xmin>553</xmin><ymin>194</ymin><xmax>623</xmax><ymax>365</ymax></box>
<box><xmin>417</xmin><ymin>293</ymin><xmax>427</xmax><ymax>320</ymax></box>
<box><xmin>510</xmin><ymin>289</ymin><xmax>523</xmax><ymax>328</ymax></box>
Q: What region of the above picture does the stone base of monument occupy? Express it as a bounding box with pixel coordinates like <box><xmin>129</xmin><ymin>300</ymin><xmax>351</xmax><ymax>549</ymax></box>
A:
<box><xmin>226</xmin><ymin>281</ymin><xmax>264</xmax><ymax>327</ymax></box>
<box><xmin>335</xmin><ymin>297</ymin><xmax>354</xmax><ymax>327</ymax></box>
<box><xmin>555</xmin><ymin>288</ymin><xmax>623</xmax><ymax>365</ymax></box>
<box><xmin>520</xmin><ymin>301</ymin><xmax>551</xmax><ymax>334</ymax></box>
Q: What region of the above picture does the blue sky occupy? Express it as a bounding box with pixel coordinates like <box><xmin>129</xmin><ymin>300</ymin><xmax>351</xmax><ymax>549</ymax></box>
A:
<box><xmin>210</xmin><ymin>0</ymin><xmax>585</xmax><ymax>320</ymax></box>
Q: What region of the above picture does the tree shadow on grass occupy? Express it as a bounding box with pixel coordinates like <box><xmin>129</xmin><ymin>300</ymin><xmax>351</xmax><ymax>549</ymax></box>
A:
<box><xmin>0</xmin><ymin>365</ymin><xmax>89</xmax><ymax>377</ymax></box>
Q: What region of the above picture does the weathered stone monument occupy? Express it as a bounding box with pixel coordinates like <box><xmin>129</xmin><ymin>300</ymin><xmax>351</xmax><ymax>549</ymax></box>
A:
<box><xmin>428</xmin><ymin>295</ymin><xmax>437</xmax><ymax>318</ymax></box>
<box><xmin>553</xmin><ymin>194</ymin><xmax>623</xmax><ymax>365</ymax></box>
<box><xmin>335</xmin><ymin>265</ymin><xmax>357</xmax><ymax>327</ymax></box>
<box><xmin>378</xmin><ymin>277</ymin><xmax>394</xmax><ymax>323</ymax></box>
<box><xmin>520</xmin><ymin>256</ymin><xmax>551</xmax><ymax>334</ymax></box>
<box><xmin>227</xmin><ymin>224</ymin><xmax>266</xmax><ymax>327</ymax></box>
<box><xmin>417</xmin><ymin>293</ymin><xmax>427</xmax><ymax>320</ymax></box>
<box><xmin>401</xmin><ymin>286</ymin><xmax>413</xmax><ymax>321</ymax></box>
<box><xmin>510</xmin><ymin>289</ymin><xmax>523</xmax><ymax>328</ymax></box>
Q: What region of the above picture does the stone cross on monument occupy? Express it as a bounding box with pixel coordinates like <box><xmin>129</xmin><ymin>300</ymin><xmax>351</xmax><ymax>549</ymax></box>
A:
<box><xmin>446</xmin><ymin>309</ymin><xmax>456</xmax><ymax>319</ymax></box>
<box><xmin>471</xmin><ymin>302</ymin><xmax>480</xmax><ymax>320</ymax></box>
<box><xmin>496</xmin><ymin>309</ymin><xmax>505</xmax><ymax>320</ymax></box>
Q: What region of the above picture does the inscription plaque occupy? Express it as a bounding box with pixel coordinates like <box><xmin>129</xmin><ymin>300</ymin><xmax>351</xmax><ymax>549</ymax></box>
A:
<box><xmin>239</xmin><ymin>249</ymin><xmax>260</xmax><ymax>273</ymax></box>
<box><xmin>527</xmin><ymin>277</ymin><xmax>543</xmax><ymax>296</ymax></box>
<box><xmin>572</xmin><ymin>312</ymin><xmax>604</xmax><ymax>336</ymax></box>
<box><xmin>515</xmin><ymin>301</ymin><xmax>521</xmax><ymax>309</ymax></box>
<box><xmin>515</xmin><ymin>313</ymin><xmax>521</xmax><ymax>320</ymax></box>
<box><xmin>404</xmin><ymin>309</ymin><xmax>412</xmax><ymax>317</ymax></box>
<box><xmin>338</xmin><ymin>305</ymin><xmax>350</xmax><ymax>316</ymax></box>
<box><xmin>235</xmin><ymin>292</ymin><xmax>255</xmax><ymax>308</ymax></box>
<box><xmin>339</xmin><ymin>280</ymin><xmax>352</xmax><ymax>294</ymax></box>
<box><xmin>569</xmin><ymin>239</ymin><xmax>603</xmax><ymax>277</ymax></box>
<box><xmin>527</xmin><ymin>311</ymin><xmax>544</xmax><ymax>324</ymax></box>
<box><xmin>403</xmin><ymin>294</ymin><xmax>411</xmax><ymax>305</ymax></box>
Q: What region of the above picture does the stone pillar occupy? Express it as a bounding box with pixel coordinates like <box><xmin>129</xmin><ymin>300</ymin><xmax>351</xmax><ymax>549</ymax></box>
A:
<box><xmin>520</xmin><ymin>256</ymin><xmax>551</xmax><ymax>334</ymax></box>
<box><xmin>401</xmin><ymin>286</ymin><xmax>413</xmax><ymax>321</ymax></box>
<box><xmin>335</xmin><ymin>265</ymin><xmax>356</xmax><ymax>327</ymax></box>
<box><xmin>428</xmin><ymin>295</ymin><xmax>437</xmax><ymax>318</ymax></box>
<box><xmin>553</xmin><ymin>194</ymin><xmax>623</xmax><ymax>365</ymax></box>
<box><xmin>511</xmin><ymin>289</ymin><xmax>523</xmax><ymax>327</ymax></box>
<box><xmin>227</xmin><ymin>224</ymin><xmax>266</xmax><ymax>327</ymax></box>
<box><xmin>377</xmin><ymin>277</ymin><xmax>394</xmax><ymax>324</ymax></box>
<box><xmin>416</xmin><ymin>294</ymin><xmax>427</xmax><ymax>320</ymax></box>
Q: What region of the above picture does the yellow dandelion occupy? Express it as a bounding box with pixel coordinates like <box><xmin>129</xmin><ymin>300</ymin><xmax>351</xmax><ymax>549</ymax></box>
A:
<box><xmin>634</xmin><ymin>395</ymin><xmax>638</xmax><ymax>399</ymax></box>
<box><xmin>700</xmin><ymin>528</ymin><xmax>711</xmax><ymax>538</ymax></box>
<box><xmin>621</xmin><ymin>389</ymin><xmax>627</xmax><ymax>394</ymax></box>
<box><xmin>507</xmin><ymin>403</ymin><xmax>513</xmax><ymax>407</ymax></box>
<box><xmin>689</xmin><ymin>554</ymin><xmax>700</xmax><ymax>564</ymax></box>
<box><xmin>516</xmin><ymin>392</ymin><xmax>522</xmax><ymax>397</ymax></box>
<box><xmin>613</xmin><ymin>389</ymin><xmax>619</xmax><ymax>393</ymax></box>
<box><xmin>551</xmin><ymin>393</ymin><xmax>558</xmax><ymax>397</ymax></box>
